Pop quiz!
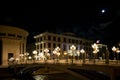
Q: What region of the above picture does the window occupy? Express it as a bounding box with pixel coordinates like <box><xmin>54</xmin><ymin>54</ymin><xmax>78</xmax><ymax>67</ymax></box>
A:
<box><xmin>58</xmin><ymin>37</ymin><xmax>60</xmax><ymax>42</ymax></box>
<box><xmin>69</xmin><ymin>39</ymin><xmax>71</xmax><ymax>43</ymax></box>
<box><xmin>44</xmin><ymin>36</ymin><xmax>46</xmax><ymax>40</ymax></box>
<box><xmin>62</xmin><ymin>44</ymin><xmax>66</xmax><ymax>51</ymax></box>
<box><xmin>53</xmin><ymin>36</ymin><xmax>56</xmax><ymax>41</ymax></box>
<box><xmin>36</xmin><ymin>38</ymin><xmax>39</xmax><ymax>42</ymax></box>
<box><xmin>76</xmin><ymin>40</ymin><xmax>78</xmax><ymax>44</ymax></box>
<box><xmin>72</xmin><ymin>39</ymin><xmax>75</xmax><ymax>43</ymax></box>
<box><xmin>8</xmin><ymin>34</ymin><xmax>15</xmax><ymax>37</ymax></box>
<box><xmin>48</xmin><ymin>35</ymin><xmax>51</xmax><ymax>40</ymax></box>
<box><xmin>64</xmin><ymin>38</ymin><xmax>66</xmax><ymax>42</ymax></box>
<box><xmin>53</xmin><ymin>43</ymin><xmax>56</xmax><ymax>48</ymax></box>
<box><xmin>40</xmin><ymin>37</ymin><xmax>42</xmax><ymax>41</ymax></box>
<box><xmin>17</xmin><ymin>35</ymin><xmax>22</xmax><ymax>38</ymax></box>
<box><xmin>40</xmin><ymin>44</ymin><xmax>42</xmax><ymax>48</ymax></box>
<box><xmin>57</xmin><ymin>44</ymin><xmax>60</xmax><ymax>47</ymax></box>
<box><xmin>8</xmin><ymin>53</ymin><xmax>14</xmax><ymax>59</ymax></box>
<box><xmin>80</xmin><ymin>40</ymin><xmax>82</xmax><ymax>44</ymax></box>
<box><xmin>0</xmin><ymin>32</ymin><xmax>6</xmax><ymax>36</ymax></box>
<box><xmin>48</xmin><ymin>43</ymin><xmax>51</xmax><ymax>48</ymax></box>
<box><xmin>44</xmin><ymin>43</ymin><xmax>46</xmax><ymax>48</ymax></box>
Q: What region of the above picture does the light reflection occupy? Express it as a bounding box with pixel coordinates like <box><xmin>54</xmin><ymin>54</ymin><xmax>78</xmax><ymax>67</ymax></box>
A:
<box><xmin>33</xmin><ymin>75</ymin><xmax>48</xmax><ymax>80</ymax></box>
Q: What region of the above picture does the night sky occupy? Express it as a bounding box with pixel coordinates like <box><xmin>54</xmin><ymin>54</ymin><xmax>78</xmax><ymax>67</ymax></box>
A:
<box><xmin>0</xmin><ymin>5</ymin><xmax>120</xmax><ymax>48</ymax></box>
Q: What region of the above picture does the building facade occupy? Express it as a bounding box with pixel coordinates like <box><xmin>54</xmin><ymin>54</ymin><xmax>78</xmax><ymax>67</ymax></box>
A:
<box><xmin>0</xmin><ymin>25</ymin><xmax>29</xmax><ymax>66</ymax></box>
<box><xmin>34</xmin><ymin>32</ymin><xmax>94</xmax><ymax>58</ymax></box>
<box><xmin>96</xmin><ymin>44</ymin><xmax>108</xmax><ymax>59</ymax></box>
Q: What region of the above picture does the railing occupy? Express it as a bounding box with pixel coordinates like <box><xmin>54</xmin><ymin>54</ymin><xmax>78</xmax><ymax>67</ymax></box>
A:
<box><xmin>8</xmin><ymin>58</ymin><xmax>120</xmax><ymax>66</ymax></box>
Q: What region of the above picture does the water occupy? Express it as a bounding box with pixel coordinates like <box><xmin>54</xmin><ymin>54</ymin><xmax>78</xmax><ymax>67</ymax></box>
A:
<box><xmin>4</xmin><ymin>73</ymin><xmax>80</xmax><ymax>80</ymax></box>
<box><xmin>32</xmin><ymin>73</ymin><xmax>80</xmax><ymax>80</ymax></box>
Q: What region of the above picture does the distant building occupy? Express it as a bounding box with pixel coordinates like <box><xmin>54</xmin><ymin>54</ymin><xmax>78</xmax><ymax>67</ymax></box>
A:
<box><xmin>0</xmin><ymin>25</ymin><xmax>29</xmax><ymax>66</ymax></box>
<box><xmin>34</xmin><ymin>32</ymin><xmax>94</xmax><ymax>57</ymax></box>
<box><xmin>96</xmin><ymin>44</ymin><xmax>108</xmax><ymax>59</ymax></box>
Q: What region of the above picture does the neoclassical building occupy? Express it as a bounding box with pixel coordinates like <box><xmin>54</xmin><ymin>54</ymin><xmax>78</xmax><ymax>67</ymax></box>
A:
<box><xmin>0</xmin><ymin>25</ymin><xmax>29</xmax><ymax>66</ymax></box>
<box><xmin>34</xmin><ymin>32</ymin><xmax>94</xmax><ymax>57</ymax></box>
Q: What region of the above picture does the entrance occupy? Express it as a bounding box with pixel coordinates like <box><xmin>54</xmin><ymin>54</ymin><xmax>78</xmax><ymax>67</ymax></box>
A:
<box><xmin>8</xmin><ymin>53</ymin><xmax>14</xmax><ymax>60</ymax></box>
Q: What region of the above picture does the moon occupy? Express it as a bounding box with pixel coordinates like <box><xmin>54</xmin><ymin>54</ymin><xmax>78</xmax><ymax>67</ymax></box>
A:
<box><xmin>101</xmin><ymin>9</ymin><xmax>106</xmax><ymax>13</ymax></box>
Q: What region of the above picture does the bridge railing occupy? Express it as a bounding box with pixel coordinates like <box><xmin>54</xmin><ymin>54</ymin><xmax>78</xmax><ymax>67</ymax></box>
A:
<box><xmin>8</xmin><ymin>59</ymin><xmax>119</xmax><ymax>66</ymax></box>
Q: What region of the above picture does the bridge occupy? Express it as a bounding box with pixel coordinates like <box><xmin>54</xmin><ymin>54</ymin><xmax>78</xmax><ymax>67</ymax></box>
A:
<box><xmin>7</xmin><ymin>59</ymin><xmax>120</xmax><ymax>80</ymax></box>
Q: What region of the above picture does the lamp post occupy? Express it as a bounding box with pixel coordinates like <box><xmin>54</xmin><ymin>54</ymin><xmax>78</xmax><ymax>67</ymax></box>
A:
<box><xmin>64</xmin><ymin>51</ymin><xmax>68</xmax><ymax>63</ymax></box>
<box><xmin>106</xmin><ymin>49</ymin><xmax>110</xmax><ymax>64</ymax></box>
<box><xmin>92</xmin><ymin>43</ymin><xmax>99</xmax><ymax>64</ymax></box>
<box><xmin>55</xmin><ymin>47</ymin><xmax>61</xmax><ymax>63</ymax></box>
<box><xmin>80</xmin><ymin>49</ymin><xmax>85</xmax><ymax>64</ymax></box>
<box><xmin>93</xmin><ymin>50</ymin><xmax>99</xmax><ymax>64</ymax></box>
<box><xmin>53</xmin><ymin>50</ymin><xmax>57</xmax><ymax>64</ymax></box>
<box><xmin>46</xmin><ymin>53</ymin><xmax>50</xmax><ymax>60</ymax></box>
<box><xmin>116</xmin><ymin>48</ymin><xmax>120</xmax><ymax>64</ymax></box>
<box><xmin>19</xmin><ymin>54</ymin><xmax>24</xmax><ymax>64</ymax></box>
<box><xmin>28</xmin><ymin>56</ymin><xmax>32</xmax><ymax>63</ymax></box>
<box><xmin>112</xmin><ymin>46</ymin><xmax>117</xmax><ymax>60</ymax></box>
<box><xmin>24</xmin><ymin>52</ymin><xmax>29</xmax><ymax>64</ymax></box>
<box><xmin>56</xmin><ymin>52</ymin><xmax>60</xmax><ymax>63</ymax></box>
<box><xmin>70</xmin><ymin>45</ymin><xmax>76</xmax><ymax>64</ymax></box>
<box><xmin>32</xmin><ymin>50</ymin><xmax>37</xmax><ymax>63</ymax></box>
<box><xmin>77</xmin><ymin>50</ymin><xmax>80</xmax><ymax>61</ymax></box>
<box><xmin>44</xmin><ymin>48</ymin><xmax>49</xmax><ymax>63</ymax></box>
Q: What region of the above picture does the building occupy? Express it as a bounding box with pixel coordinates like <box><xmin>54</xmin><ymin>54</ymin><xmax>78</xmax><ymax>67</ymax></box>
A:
<box><xmin>34</xmin><ymin>32</ymin><xmax>94</xmax><ymax>58</ymax></box>
<box><xmin>0</xmin><ymin>25</ymin><xmax>29</xmax><ymax>66</ymax></box>
<box><xmin>96</xmin><ymin>44</ymin><xmax>108</xmax><ymax>59</ymax></box>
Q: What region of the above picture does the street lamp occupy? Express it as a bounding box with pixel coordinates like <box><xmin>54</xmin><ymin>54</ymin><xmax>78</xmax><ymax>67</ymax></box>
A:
<box><xmin>56</xmin><ymin>52</ymin><xmax>60</xmax><ymax>63</ymax></box>
<box><xmin>77</xmin><ymin>50</ymin><xmax>80</xmax><ymax>61</ymax></box>
<box><xmin>55</xmin><ymin>47</ymin><xmax>61</xmax><ymax>63</ymax></box>
<box><xmin>44</xmin><ymin>48</ymin><xmax>49</xmax><ymax>63</ymax></box>
<box><xmin>19</xmin><ymin>54</ymin><xmax>24</xmax><ymax>64</ymax></box>
<box><xmin>106</xmin><ymin>49</ymin><xmax>110</xmax><ymax>64</ymax></box>
<box><xmin>92</xmin><ymin>43</ymin><xmax>99</xmax><ymax>64</ymax></box>
<box><xmin>55</xmin><ymin>46</ymin><xmax>60</xmax><ymax>51</ymax></box>
<box><xmin>112</xmin><ymin>46</ymin><xmax>117</xmax><ymax>60</ymax></box>
<box><xmin>116</xmin><ymin>48</ymin><xmax>120</xmax><ymax>64</ymax></box>
<box><xmin>32</xmin><ymin>50</ymin><xmax>37</xmax><ymax>63</ymax></box>
<box><xmin>53</xmin><ymin>50</ymin><xmax>57</xmax><ymax>64</ymax></box>
<box><xmin>24</xmin><ymin>52</ymin><xmax>29</xmax><ymax>64</ymax></box>
<box><xmin>70</xmin><ymin>45</ymin><xmax>76</xmax><ymax>64</ymax></box>
<box><xmin>80</xmin><ymin>49</ymin><xmax>85</xmax><ymax>64</ymax></box>
<box><xmin>28</xmin><ymin>56</ymin><xmax>32</xmax><ymax>63</ymax></box>
<box><xmin>64</xmin><ymin>51</ymin><xmax>68</xmax><ymax>63</ymax></box>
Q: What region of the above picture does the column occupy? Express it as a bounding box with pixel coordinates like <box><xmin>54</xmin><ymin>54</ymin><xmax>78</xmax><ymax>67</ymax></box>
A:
<box><xmin>42</xmin><ymin>43</ymin><xmax>44</xmax><ymax>52</ymax></box>
<box><xmin>38</xmin><ymin>43</ymin><xmax>40</xmax><ymax>53</ymax></box>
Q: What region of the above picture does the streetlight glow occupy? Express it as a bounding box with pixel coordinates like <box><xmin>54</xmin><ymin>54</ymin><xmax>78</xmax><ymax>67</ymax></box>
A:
<box><xmin>112</xmin><ymin>46</ymin><xmax>116</xmax><ymax>52</ymax></box>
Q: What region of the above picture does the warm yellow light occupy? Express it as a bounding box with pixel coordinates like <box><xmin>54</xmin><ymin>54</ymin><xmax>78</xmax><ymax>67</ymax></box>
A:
<box><xmin>44</xmin><ymin>48</ymin><xmax>49</xmax><ymax>53</ymax></box>
<box><xmin>80</xmin><ymin>49</ymin><xmax>85</xmax><ymax>54</ymax></box>
<box><xmin>112</xmin><ymin>46</ymin><xmax>116</xmax><ymax>52</ymax></box>
<box><xmin>77</xmin><ymin>50</ymin><xmax>80</xmax><ymax>55</ymax></box>
<box><xmin>33</xmin><ymin>50</ymin><xmax>37</xmax><ymax>54</ymax></box>
<box><xmin>64</xmin><ymin>51</ymin><xmax>67</xmax><ymax>55</ymax></box>
<box><xmin>70</xmin><ymin>45</ymin><xmax>76</xmax><ymax>50</ymax></box>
